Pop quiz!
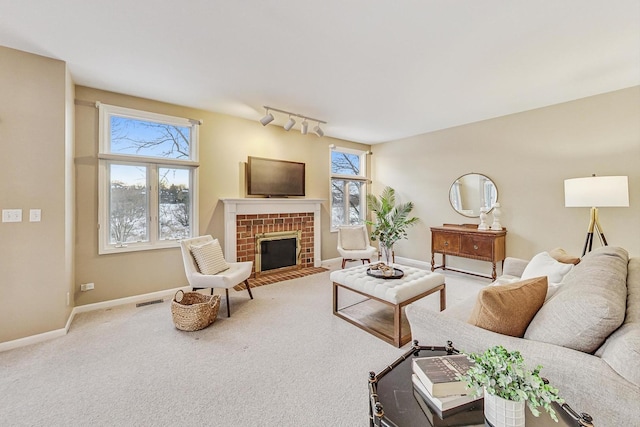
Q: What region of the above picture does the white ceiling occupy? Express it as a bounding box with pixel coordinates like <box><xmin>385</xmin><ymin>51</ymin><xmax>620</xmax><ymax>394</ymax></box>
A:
<box><xmin>1</xmin><ymin>1</ymin><xmax>639</xmax><ymax>144</ymax></box>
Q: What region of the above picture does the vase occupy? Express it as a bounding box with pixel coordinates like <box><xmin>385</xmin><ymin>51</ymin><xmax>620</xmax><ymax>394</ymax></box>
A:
<box><xmin>484</xmin><ymin>390</ymin><xmax>525</xmax><ymax>427</ymax></box>
<box><xmin>380</xmin><ymin>244</ymin><xmax>394</xmax><ymax>266</ymax></box>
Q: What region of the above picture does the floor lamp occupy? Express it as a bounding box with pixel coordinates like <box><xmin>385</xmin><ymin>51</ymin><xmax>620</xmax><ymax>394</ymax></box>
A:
<box><xmin>564</xmin><ymin>175</ymin><xmax>629</xmax><ymax>257</ymax></box>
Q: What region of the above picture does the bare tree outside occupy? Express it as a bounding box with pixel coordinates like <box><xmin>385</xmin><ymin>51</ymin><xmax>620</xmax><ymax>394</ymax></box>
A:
<box><xmin>108</xmin><ymin>118</ymin><xmax>193</xmax><ymax>243</ymax></box>
<box><xmin>110</xmin><ymin>181</ymin><xmax>147</xmax><ymax>243</ymax></box>
<box><xmin>110</xmin><ymin>116</ymin><xmax>190</xmax><ymax>159</ymax></box>
<box><xmin>331</xmin><ymin>151</ymin><xmax>366</xmax><ymax>227</ymax></box>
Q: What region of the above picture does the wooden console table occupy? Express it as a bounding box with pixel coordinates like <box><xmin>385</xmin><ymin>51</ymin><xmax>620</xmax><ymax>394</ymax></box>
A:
<box><xmin>431</xmin><ymin>224</ymin><xmax>506</xmax><ymax>280</ymax></box>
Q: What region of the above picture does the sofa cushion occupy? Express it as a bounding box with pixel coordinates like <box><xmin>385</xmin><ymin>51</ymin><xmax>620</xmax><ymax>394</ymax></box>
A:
<box><xmin>525</xmin><ymin>246</ymin><xmax>628</xmax><ymax>353</ymax></box>
<box><xmin>190</xmin><ymin>239</ymin><xmax>230</xmax><ymax>275</ymax></box>
<box><xmin>468</xmin><ymin>276</ymin><xmax>547</xmax><ymax>337</ymax></box>
<box><xmin>521</xmin><ymin>251</ymin><xmax>574</xmax><ymax>283</ymax></box>
<box><xmin>340</xmin><ymin>227</ymin><xmax>367</xmax><ymax>250</ymax></box>
<box><xmin>597</xmin><ymin>257</ymin><xmax>640</xmax><ymax>387</ymax></box>
<box><xmin>549</xmin><ymin>247</ymin><xmax>581</xmax><ymax>265</ymax></box>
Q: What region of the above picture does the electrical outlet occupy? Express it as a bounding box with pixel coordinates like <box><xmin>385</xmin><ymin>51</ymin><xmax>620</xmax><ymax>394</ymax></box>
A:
<box><xmin>80</xmin><ymin>283</ymin><xmax>95</xmax><ymax>291</ymax></box>
<box><xmin>2</xmin><ymin>209</ymin><xmax>22</xmax><ymax>222</ymax></box>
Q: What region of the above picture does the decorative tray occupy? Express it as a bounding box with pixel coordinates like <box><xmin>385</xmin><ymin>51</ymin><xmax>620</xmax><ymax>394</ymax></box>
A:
<box><xmin>366</xmin><ymin>266</ymin><xmax>404</xmax><ymax>280</ymax></box>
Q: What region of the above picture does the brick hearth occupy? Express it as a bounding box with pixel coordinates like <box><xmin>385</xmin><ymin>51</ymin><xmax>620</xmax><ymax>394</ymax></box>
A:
<box><xmin>236</xmin><ymin>212</ymin><xmax>314</xmax><ymax>276</ymax></box>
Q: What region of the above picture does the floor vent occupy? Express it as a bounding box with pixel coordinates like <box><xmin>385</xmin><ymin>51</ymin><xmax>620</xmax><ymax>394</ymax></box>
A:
<box><xmin>136</xmin><ymin>299</ymin><xmax>164</xmax><ymax>307</ymax></box>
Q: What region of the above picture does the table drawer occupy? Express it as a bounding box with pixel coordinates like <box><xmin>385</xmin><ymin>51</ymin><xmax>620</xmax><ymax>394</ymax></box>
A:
<box><xmin>459</xmin><ymin>235</ymin><xmax>493</xmax><ymax>259</ymax></box>
<box><xmin>432</xmin><ymin>232</ymin><xmax>460</xmax><ymax>253</ymax></box>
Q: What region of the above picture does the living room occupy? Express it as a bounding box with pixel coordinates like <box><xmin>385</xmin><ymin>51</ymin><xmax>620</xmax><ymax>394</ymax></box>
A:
<box><xmin>1</xmin><ymin>2</ymin><xmax>639</xmax><ymax>425</ymax></box>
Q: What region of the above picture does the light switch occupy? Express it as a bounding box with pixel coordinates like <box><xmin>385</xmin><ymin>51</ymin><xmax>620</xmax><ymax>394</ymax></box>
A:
<box><xmin>30</xmin><ymin>209</ymin><xmax>41</xmax><ymax>222</ymax></box>
<box><xmin>2</xmin><ymin>209</ymin><xmax>22</xmax><ymax>223</ymax></box>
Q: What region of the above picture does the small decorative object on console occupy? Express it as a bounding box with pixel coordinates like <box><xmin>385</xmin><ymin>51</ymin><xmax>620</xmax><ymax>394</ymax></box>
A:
<box><xmin>491</xmin><ymin>202</ymin><xmax>503</xmax><ymax>231</ymax></box>
<box><xmin>478</xmin><ymin>207</ymin><xmax>490</xmax><ymax>230</ymax></box>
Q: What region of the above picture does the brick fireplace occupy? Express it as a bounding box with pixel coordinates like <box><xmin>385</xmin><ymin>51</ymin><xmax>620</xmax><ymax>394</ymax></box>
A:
<box><xmin>221</xmin><ymin>199</ymin><xmax>324</xmax><ymax>276</ymax></box>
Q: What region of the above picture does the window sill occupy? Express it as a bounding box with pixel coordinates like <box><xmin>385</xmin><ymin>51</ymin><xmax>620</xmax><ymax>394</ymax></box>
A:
<box><xmin>99</xmin><ymin>240</ymin><xmax>181</xmax><ymax>255</ymax></box>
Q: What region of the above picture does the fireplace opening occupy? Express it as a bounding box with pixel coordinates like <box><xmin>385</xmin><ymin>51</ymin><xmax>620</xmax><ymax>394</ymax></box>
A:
<box><xmin>255</xmin><ymin>230</ymin><xmax>302</xmax><ymax>276</ymax></box>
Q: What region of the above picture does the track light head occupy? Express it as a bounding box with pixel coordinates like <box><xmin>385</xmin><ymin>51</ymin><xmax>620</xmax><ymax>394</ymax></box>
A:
<box><xmin>260</xmin><ymin>106</ymin><xmax>325</xmax><ymax>136</ymax></box>
<box><xmin>284</xmin><ymin>116</ymin><xmax>296</xmax><ymax>131</ymax></box>
<box><xmin>260</xmin><ymin>108</ymin><xmax>274</xmax><ymax>126</ymax></box>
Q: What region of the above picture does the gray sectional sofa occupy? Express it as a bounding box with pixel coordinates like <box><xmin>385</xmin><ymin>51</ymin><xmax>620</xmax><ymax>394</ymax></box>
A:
<box><xmin>406</xmin><ymin>246</ymin><xmax>639</xmax><ymax>426</ymax></box>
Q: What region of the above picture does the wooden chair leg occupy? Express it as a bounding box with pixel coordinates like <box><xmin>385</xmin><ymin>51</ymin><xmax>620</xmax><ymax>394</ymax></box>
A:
<box><xmin>341</xmin><ymin>258</ymin><xmax>347</xmax><ymax>269</ymax></box>
<box><xmin>225</xmin><ymin>288</ymin><xmax>231</xmax><ymax>317</ymax></box>
<box><xmin>244</xmin><ymin>279</ymin><xmax>253</xmax><ymax>299</ymax></box>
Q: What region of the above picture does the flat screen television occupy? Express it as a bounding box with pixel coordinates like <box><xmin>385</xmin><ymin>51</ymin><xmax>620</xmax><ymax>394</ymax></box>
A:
<box><xmin>247</xmin><ymin>156</ymin><xmax>305</xmax><ymax>197</ymax></box>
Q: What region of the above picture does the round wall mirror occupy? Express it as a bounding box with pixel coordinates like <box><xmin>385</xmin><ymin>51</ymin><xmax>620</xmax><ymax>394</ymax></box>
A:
<box><xmin>449</xmin><ymin>173</ymin><xmax>498</xmax><ymax>218</ymax></box>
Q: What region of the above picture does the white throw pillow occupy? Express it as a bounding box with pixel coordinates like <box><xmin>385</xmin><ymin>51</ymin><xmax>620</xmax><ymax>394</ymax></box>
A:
<box><xmin>340</xmin><ymin>227</ymin><xmax>367</xmax><ymax>250</ymax></box>
<box><xmin>521</xmin><ymin>251</ymin><xmax>573</xmax><ymax>284</ymax></box>
<box><xmin>190</xmin><ymin>239</ymin><xmax>230</xmax><ymax>275</ymax></box>
<box><xmin>491</xmin><ymin>275</ymin><xmax>561</xmax><ymax>302</ymax></box>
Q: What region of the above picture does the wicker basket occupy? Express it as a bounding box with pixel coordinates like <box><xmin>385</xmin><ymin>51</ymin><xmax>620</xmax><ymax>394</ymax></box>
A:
<box><xmin>171</xmin><ymin>290</ymin><xmax>220</xmax><ymax>331</ymax></box>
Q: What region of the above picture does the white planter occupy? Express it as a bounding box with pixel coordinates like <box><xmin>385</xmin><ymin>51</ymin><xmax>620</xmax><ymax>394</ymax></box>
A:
<box><xmin>484</xmin><ymin>390</ymin><xmax>525</xmax><ymax>427</ymax></box>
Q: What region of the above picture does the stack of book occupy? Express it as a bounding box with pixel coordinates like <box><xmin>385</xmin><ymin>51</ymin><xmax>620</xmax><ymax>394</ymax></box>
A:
<box><xmin>411</xmin><ymin>354</ymin><xmax>484</xmax><ymax>426</ymax></box>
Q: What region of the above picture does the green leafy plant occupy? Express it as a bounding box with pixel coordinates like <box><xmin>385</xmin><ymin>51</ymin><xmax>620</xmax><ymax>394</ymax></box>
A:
<box><xmin>459</xmin><ymin>345</ymin><xmax>564</xmax><ymax>422</ymax></box>
<box><xmin>366</xmin><ymin>187</ymin><xmax>418</xmax><ymax>260</ymax></box>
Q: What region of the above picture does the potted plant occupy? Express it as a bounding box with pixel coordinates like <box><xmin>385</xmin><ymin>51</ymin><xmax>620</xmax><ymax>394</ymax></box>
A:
<box><xmin>366</xmin><ymin>186</ymin><xmax>419</xmax><ymax>265</ymax></box>
<box><xmin>459</xmin><ymin>345</ymin><xmax>563</xmax><ymax>427</ymax></box>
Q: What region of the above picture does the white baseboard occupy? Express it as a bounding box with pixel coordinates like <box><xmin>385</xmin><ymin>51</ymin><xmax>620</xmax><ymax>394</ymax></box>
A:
<box><xmin>0</xmin><ymin>285</ymin><xmax>190</xmax><ymax>353</ymax></box>
<box><xmin>394</xmin><ymin>256</ymin><xmax>431</xmax><ymax>270</ymax></box>
<box><xmin>325</xmin><ymin>255</ymin><xmax>430</xmax><ymax>270</ymax></box>
<box><xmin>72</xmin><ymin>286</ymin><xmax>190</xmax><ymax>314</ymax></box>
<box><xmin>0</xmin><ymin>328</ymin><xmax>69</xmax><ymax>353</ymax></box>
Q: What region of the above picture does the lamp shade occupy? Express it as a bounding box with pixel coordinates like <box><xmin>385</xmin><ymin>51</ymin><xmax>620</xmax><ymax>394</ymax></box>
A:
<box><xmin>564</xmin><ymin>176</ymin><xmax>629</xmax><ymax>207</ymax></box>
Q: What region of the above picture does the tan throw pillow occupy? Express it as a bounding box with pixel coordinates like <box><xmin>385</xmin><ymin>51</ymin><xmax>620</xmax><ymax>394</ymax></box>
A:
<box><xmin>468</xmin><ymin>276</ymin><xmax>548</xmax><ymax>337</ymax></box>
<box><xmin>190</xmin><ymin>239</ymin><xmax>230</xmax><ymax>275</ymax></box>
<box><xmin>340</xmin><ymin>227</ymin><xmax>367</xmax><ymax>250</ymax></box>
<box><xmin>549</xmin><ymin>247</ymin><xmax>580</xmax><ymax>265</ymax></box>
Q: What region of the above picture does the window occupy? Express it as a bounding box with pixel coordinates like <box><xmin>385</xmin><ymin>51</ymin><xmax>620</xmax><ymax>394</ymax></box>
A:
<box><xmin>98</xmin><ymin>104</ymin><xmax>199</xmax><ymax>254</ymax></box>
<box><xmin>330</xmin><ymin>147</ymin><xmax>368</xmax><ymax>230</ymax></box>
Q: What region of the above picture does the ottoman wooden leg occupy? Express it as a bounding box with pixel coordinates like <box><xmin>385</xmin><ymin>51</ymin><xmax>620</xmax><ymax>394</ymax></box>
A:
<box><xmin>394</xmin><ymin>304</ymin><xmax>402</xmax><ymax>348</ymax></box>
<box><xmin>440</xmin><ymin>284</ymin><xmax>447</xmax><ymax>311</ymax></box>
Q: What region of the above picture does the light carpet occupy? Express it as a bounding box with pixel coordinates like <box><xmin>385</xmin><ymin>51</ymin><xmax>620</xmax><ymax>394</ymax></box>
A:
<box><xmin>0</xmin><ymin>268</ymin><xmax>485</xmax><ymax>427</ymax></box>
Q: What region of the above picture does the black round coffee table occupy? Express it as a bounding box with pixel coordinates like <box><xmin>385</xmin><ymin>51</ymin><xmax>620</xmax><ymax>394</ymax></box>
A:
<box><xmin>368</xmin><ymin>341</ymin><xmax>593</xmax><ymax>427</ymax></box>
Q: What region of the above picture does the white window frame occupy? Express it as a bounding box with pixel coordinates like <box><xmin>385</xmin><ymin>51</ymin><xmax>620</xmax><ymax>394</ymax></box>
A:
<box><xmin>330</xmin><ymin>146</ymin><xmax>368</xmax><ymax>231</ymax></box>
<box><xmin>98</xmin><ymin>103</ymin><xmax>200</xmax><ymax>254</ymax></box>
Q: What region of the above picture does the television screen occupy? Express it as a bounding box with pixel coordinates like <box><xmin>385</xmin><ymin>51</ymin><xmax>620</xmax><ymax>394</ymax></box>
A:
<box><xmin>247</xmin><ymin>157</ymin><xmax>305</xmax><ymax>197</ymax></box>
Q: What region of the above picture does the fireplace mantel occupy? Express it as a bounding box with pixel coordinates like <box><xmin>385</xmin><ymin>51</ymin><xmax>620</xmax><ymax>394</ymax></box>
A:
<box><xmin>221</xmin><ymin>198</ymin><xmax>324</xmax><ymax>267</ymax></box>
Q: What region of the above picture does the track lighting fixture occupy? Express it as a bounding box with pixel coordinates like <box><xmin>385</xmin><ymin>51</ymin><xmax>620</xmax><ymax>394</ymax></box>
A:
<box><xmin>260</xmin><ymin>108</ymin><xmax>274</xmax><ymax>126</ymax></box>
<box><xmin>312</xmin><ymin>123</ymin><xmax>324</xmax><ymax>137</ymax></box>
<box><xmin>284</xmin><ymin>115</ymin><xmax>296</xmax><ymax>131</ymax></box>
<box><xmin>259</xmin><ymin>105</ymin><xmax>326</xmax><ymax>137</ymax></box>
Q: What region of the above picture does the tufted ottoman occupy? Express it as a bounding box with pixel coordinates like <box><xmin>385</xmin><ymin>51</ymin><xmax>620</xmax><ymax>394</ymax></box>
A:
<box><xmin>330</xmin><ymin>264</ymin><xmax>445</xmax><ymax>347</ymax></box>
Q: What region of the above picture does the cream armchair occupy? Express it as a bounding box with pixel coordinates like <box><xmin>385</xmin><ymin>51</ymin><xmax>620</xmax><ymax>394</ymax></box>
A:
<box><xmin>180</xmin><ymin>235</ymin><xmax>253</xmax><ymax>317</ymax></box>
<box><xmin>337</xmin><ymin>225</ymin><xmax>377</xmax><ymax>269</ymax></box>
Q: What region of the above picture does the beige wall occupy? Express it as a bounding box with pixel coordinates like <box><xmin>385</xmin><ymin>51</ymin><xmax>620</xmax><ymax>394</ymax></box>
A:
<box><xmin>74</xmin><ymin>86</ymin><xmax>369</xmax><ymax>306</ymax></box>
<box><xmin>3</xmin><ymin>45</ymin><xmax>637</xmax><ymax>344</ymax></box>
<box><xmin>371</xmin><ymin>87</ymin><xmax>640</xmax><ymax>276</ymax></box>
<box><xmin>0</xmin><ymin>46</ymin><xmax>74</xmax><ymax>342</ymax></box>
